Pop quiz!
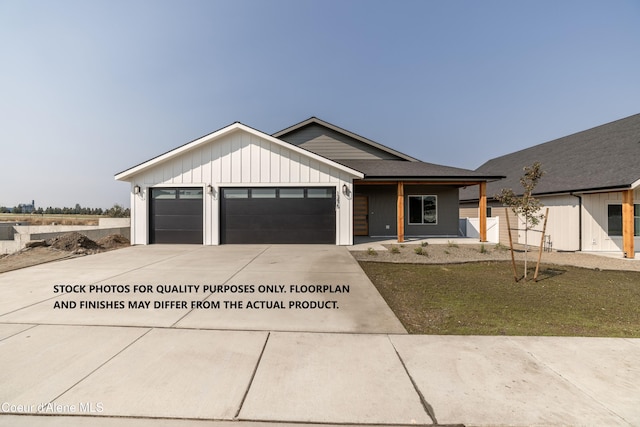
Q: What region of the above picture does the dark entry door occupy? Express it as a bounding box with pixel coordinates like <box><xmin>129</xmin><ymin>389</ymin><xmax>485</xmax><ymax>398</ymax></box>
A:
<box><xmin>354</xmin><ymin>195</ymin><xmax>369</xmax><ymax>236</ymax></box>
<box><xmin>149</xmin><ymin>188</ymin><xmax>203</xmax><ymax>244</ymax></box>
<box><xmin>220</xmin><ymin>187</ymin><xmax>335</xmax><ymax>244</ymax></box>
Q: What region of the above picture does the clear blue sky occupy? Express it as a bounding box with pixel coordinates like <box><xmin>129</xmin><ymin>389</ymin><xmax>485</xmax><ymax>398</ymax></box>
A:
<box><xmin>1</xmin><ymin>0</ymin><xmax>639</xmax><ymax>209</ymax></box>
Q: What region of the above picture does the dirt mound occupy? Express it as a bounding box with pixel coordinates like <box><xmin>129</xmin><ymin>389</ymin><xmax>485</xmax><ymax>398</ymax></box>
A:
<box><xmin>47</xmin><ymin>232</ymin><xmax>102</xmax><ymax>254</ymax></box>
<box><xmin>96</xmin><ymin>234</ymin><xmax>130</xmax><ymax>249</ymax></box>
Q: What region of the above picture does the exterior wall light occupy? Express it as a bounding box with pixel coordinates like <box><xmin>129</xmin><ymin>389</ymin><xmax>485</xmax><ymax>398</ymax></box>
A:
<box><xmin>207</xmin><ymin>184</ymin><xmax>213</xmax><ymax>194</ymax></box>
<box><xmin>134</xmin><ymin>185</ymin><xmax>141</xmax><ymax>195</ymax></box>
<box><xmin>342</xmin><ymin>184</ymin><xmax>352</xmax><ymax>198</ymax></box>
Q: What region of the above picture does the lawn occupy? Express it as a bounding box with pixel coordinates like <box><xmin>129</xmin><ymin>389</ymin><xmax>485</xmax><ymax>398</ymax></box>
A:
<box><xmin>359</xmin><ymin>261</ymin><xmax>640</xmax><ymax>337</ymax></box>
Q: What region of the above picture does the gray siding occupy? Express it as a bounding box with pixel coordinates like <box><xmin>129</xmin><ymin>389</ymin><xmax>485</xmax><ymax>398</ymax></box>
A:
<box><xmin>355</xmin><ymin>185</ymin><xmax>397</xmax><ymax>236</ymax></box>
<box><xmin>279</xmin><ymin>124</ymin><xmax>402</xmax><ymax>160</ymax></box>
<box><xmin>405</xmin><ymin>185</ymin><xmax>460</xmax><ymax>236</ymax></box>
<box><xmin>355</xmin><ymin>185</ymin><xmax>461</xmax><ymax>237</ymax></box>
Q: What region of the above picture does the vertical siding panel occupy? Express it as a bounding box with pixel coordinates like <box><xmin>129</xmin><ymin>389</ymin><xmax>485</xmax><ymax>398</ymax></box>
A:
<box><xmin>241</xmin><ymin>133</ymin><xmax>251</xmax><ymax>183</ymax></box>
<box><xmin>250</xmin><ymin>136</ymin><xmax>261</xmax><ymax>182</ymax></box>
<box><xmin>289</xmin><ymin>153</ymin><xmax>300</xmax><ymax>183</ymax></box>
<box><xmin>192</xmin><ymin>147</ymin><xmax>202</xmax><ymax>183</ymax></box>
<box><xmin>280</xmin><ymin>149</ymin><xmax>290</xmax><ymax>183</ymax></box>
<box><xmin>220</xmin><ymin>138</ymin><xmax>231</xmax><ymax>183</ymax></box>
<box><xmin>309</xmin><ymin>160</ymin><xmax>320</xmax><ymax>182</ymax></box>
<box><xmin>202</xmin><ymin>143</ymin><xmax>212</xmax><ymax>185</ymax></box>
<box><xmin>270</xmin><ymin>144</ymin><xmax>280</xmax><ymax>183</ymax></box>
<box><xmin>231</xmin><ymin>133</ymin><xmax>242</xmax><ymax>183</ymax></box>
<box><xmin>299</xmin><ymin>157</ymin><xmax>309</xmax><ymax>183</ymax></box>
<box><xmin>211</xmin><ymin>140</ymin><xmax>221</xmax><ymax>183</ymax></box>
<box><xmin>260</xmin><ymin>140</ymin><xmax>270</xmax><ymax>182</ymax></box>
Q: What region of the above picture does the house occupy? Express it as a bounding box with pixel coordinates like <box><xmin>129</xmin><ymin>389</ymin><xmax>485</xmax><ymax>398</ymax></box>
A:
<box><xmin>115</xmin><ymin>117</ymin><xmax>502</xmax><ymax>245</ymax></box>
<box><xmin>460</xmin><ymin>113</ymin><xmax>640</xmax><ymax>259</ymax></box>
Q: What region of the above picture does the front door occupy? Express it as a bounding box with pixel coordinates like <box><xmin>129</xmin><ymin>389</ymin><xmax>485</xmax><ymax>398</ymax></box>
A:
<box><xmin>354</xmin><ymin>195</ymin><xmax>369</xmax><ymax>236</ymax></box>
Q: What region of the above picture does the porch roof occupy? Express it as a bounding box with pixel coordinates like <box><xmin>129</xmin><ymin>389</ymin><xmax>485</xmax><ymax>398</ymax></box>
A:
<box><xmin>338</xmin><ymin>159</ymin><xmax>504</xmax><ymax>183</ymax></box>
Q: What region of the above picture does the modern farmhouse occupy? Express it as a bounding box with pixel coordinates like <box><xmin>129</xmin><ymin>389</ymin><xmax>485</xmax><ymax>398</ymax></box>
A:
<box><xmin>115</xmin><ymin>117</ymin><xmax>502</xmax><ymax>245</ymax></box>
<box><xmin>460</xmin><ymin>113</ymin><xmax>640</xmax><ymax>259</ymax></box>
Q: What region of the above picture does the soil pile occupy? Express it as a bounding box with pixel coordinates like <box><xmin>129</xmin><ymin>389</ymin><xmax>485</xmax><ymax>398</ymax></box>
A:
<box><xmin>47</xmin><ymin>232</ymin><xmax>103</xmax><ymax>254</ymax></box>
<box><xmin>96</xmin><ymin>234</ymin><xmax>130</xmax><ymax>249</ymax></box>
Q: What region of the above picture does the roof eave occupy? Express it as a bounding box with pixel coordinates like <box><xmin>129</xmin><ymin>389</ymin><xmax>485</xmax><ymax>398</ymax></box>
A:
<box><xmin>115</xmin><ymin>122</ymin><xmax>364</xmax><ymax>181</ymax></box>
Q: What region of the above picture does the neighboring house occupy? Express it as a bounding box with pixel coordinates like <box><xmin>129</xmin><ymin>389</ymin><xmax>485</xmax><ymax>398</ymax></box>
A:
<box><xmin>115</xmin><ymin>117</ymin><xmax>502</xmax><ymax>245</ymax></box>
<box><xmin>460</xmin><ymin>113</ymin><xmax>640</xmax><ymax>258</ymax></box>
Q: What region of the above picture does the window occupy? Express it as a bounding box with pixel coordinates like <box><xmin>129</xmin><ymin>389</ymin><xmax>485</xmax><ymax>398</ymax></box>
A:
<box><xmin>224</xmin><ymin>189</ymin><xmax>249</xmax><ymax>199</ymax></box>
<box><xmin>279</xmin><ymin>188</ymin><xmax>304</xmax><ymax>198</ymax></box>
<box><xmin>307</xmin><ymin>188</ymin><xmax>333</xmax><ymax>198</ymax></box>
<box><xmin>607</xmin><ymin>204</ymin><xmax>640</xmax><ymax>236</ymax></box>
<box><xmin>152</xmin><ymin>189</ymin><xmax>176</xmax><ymax>199</ymax></box>
<box><xmin>408</xmin><ymin>195</ymin><xmax>437</xmax><ymax>225</ymax></box>
<box><xmin>251</xmin><ymin>188</ymin><xmax>276</xmax><ymax>198</ymax></box>
<box><xmin>178</xmin><ymin>189</ymin><xmax>203</xmax><ymax>199</ymax></box>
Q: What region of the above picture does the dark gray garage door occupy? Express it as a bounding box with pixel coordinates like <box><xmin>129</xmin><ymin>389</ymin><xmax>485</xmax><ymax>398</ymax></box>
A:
<box><xmin>149</xmin><ymin>188</ymin><xmax>203</xmax><ymax>244</ymax></box>
<box><xmin>220</xmin><ymin>187</ymin><xmax>335</xmax><ymax>244</ymax></box>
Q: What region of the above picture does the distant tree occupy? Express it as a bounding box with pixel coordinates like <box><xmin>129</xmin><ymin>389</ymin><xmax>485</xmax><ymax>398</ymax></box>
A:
<box><xmin>106</xmin><ymin>204</ymin><xmax>130</xmax><ymax>218</ymax></box>
<box><xmin>495</xmin><ymin>162</ymin><xmax>545</xmax><ymax>281</ymax></box>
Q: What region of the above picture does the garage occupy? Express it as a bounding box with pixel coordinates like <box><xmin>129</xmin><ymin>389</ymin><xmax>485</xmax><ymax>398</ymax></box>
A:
<box><xmin>220</xmin><ymin>187</ymin><xmax>336</xmax><ymax>244</ymax></box>
<box><xmin>149</xmin><ymin>188</ymin><xmax>203</xmax><ymax>244</ymax></box>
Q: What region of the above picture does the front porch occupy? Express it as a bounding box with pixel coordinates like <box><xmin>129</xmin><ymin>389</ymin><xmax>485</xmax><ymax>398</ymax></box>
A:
<box><xmin>353</xmin><ymin>180</ymin><xmax>489</xmax><ymax>244</ymax></box>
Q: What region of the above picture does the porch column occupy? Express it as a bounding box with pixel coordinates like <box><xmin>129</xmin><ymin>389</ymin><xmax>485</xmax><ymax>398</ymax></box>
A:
<box><xmin>622</xmin><ymin>189</ymin><xmax>635</xmax><ymax>258</ymax></box>
<box><xmin>397</xmin><ymin>181</ymin><xmax>404</xmax><ymax>243</ymax></box>
<box><xmin>479</xmin><ymin>182</ymin><xmax>487</xmax><ymax>242</ymax></box>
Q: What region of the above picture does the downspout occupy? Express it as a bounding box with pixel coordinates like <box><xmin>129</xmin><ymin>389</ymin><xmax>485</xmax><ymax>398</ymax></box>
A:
<box><xmin>570</xmin><ymin>193</ymin><xmax>582</xmax><ymax>251</ymax></box>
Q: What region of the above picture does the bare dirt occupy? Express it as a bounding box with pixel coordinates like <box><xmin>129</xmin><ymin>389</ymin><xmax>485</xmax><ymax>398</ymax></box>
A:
<box><xmin>0</xmin><ymin>232</ymin><xmax>130</xmax><ymax>274</ymax></box>
<box><xmin>350</xmin><ymin>243</ymin><xmax>640</xmax><ymax>272</ymax></box>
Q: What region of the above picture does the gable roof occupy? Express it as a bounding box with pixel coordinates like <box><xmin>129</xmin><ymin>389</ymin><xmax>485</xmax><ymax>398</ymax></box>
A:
<box><xmin>272</xmin><ymin>117</ymin><xmax>420</xmax><ymax>162</ymax></box>
<box><xmin>461</xmin><ymin>113</ymin><xmax>640</xmax><ymax>201</ymax></box>
<box><xmin>115</xmin><ymin>122</ymin><xmax>364</xmax><ymax>181</ymax></box>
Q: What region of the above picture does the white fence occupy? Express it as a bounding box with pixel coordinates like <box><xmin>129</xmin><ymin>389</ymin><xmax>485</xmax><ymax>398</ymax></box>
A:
<box><xmin>459</xmin><ymin>217</ymin><xmax>499</xmax><ymax>243</ymax></box>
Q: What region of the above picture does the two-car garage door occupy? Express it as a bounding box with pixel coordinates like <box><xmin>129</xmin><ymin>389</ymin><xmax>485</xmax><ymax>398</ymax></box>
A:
<box><xmin>149</xmin><ymin>187</ymin><xmax>336</xmax><ymax>244</ymax></box>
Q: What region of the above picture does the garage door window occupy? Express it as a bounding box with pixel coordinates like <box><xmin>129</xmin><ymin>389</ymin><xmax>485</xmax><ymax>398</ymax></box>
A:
<box><xmin>224</xmin><ymin>189</ymin><xmax>249</xmax><ymax>198</ymax></box>
<box><xmin>153</xmin><ymin>189</ymin><xmax>176</xmax><ymax>199</ymax></box>
<box><xmin>279</xmin><ymin>188</ymin><xmax>304</xmax><ymax>198</ymax></box>
<box><xmin>179</xmin><ymin>188</ymin><xmax>203</xmax><ymax>199</ymax></box>
<box><xmin>307</xmin><ymin>188</ymin><xmax>333</xmax><ymax>198</ymax></box>
<box><xmin>252</xmin><ymin>188</ymin><xmax>276</xmax><ymax>198</ymax></box>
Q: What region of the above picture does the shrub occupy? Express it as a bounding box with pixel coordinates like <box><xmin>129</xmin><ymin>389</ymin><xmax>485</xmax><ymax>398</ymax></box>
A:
<box><xmin>390</xmin><ymin>246</ymin><xmax>400</xmax><ymax>254</ymax></box>
<box><xmin>414</xmin><ymin>246</ymin><xmax>428</xmax><ymax>256</ymax></box>
<box><xmin>367</xmin><ymin>247</ymin><xmax>378</xmax><ymax>256</ymax></box>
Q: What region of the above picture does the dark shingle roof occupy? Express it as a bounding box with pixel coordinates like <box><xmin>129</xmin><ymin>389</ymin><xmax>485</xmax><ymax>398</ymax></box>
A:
<box><xmin>337</xmin><ymin>159</ymin><xmax>503</xmax><ymax>182</ymax></box>
<box><xmin>461</xmin><ymin>113</ymin><xmax>640</xmax><ymax>200</ymax></box>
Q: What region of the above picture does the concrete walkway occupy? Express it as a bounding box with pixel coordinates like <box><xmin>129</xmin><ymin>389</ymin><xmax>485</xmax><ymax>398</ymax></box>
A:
<box><xmin>0</xmin><ymin>245</ymin><xmax>639</xmax><ymax>426</ymax></box>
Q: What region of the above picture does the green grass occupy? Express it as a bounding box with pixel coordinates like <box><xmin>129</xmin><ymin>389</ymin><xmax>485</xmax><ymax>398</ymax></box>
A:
<box><xmin>359</xmin><ymin>261</ymin><xmax>640</xmax><ymax>337</ymax></box>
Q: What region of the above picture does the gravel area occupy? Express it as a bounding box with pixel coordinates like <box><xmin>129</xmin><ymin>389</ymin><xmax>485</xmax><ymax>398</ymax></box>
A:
<box><xmin>350</xmin><ymin>243</ymin><xmax>640</xmax><ymax>272</ymax></box>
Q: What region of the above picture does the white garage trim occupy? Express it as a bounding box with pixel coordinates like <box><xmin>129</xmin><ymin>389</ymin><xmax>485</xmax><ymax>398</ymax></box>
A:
<box><xmin>118</xmin><ymin>124</ymin><xmax>362</xmax><ymax>246</ymax></box>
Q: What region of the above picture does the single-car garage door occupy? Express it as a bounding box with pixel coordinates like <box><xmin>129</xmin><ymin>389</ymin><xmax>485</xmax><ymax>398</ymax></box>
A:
<box><xmin>220</xmin><ymin>187</ymin><xmax>335</xmax><ymax>244</ymax></box>
<box><xmin>149</xmin><ymin>188</ymin><xmax>203</xmax><ymax>244</ymax></box>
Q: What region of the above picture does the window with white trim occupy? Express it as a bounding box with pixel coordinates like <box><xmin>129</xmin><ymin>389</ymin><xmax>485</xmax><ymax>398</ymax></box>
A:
<box><xmin>408</xmin><ymin>195</ymin><xmax>437</xmax><ymax>225</ymax></box>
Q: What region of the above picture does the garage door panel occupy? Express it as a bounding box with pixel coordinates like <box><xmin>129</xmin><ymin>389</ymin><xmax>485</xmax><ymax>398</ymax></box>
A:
<box><xmin>150</xmin><ymin>188</ymin><xmax>203</xmax><ymax>244</ymax></box>
<box><xmin>221</xmin><ymin>187</ymin><xmax>335</xmax><ymax>244</ymax></box>
<box><xmin>153</xmin><ymin>230</ymin><xmax>203</xmax><ymax>244</ymax></box>
<box><xmin>153</xmin><ymin>200</ymin><xmax>202</xmax><ymax>216</ymax></box>
<box><xmin>153</xmin><ymin>215</ymin><xmax>202</xmax><ymax>230</ymax></box>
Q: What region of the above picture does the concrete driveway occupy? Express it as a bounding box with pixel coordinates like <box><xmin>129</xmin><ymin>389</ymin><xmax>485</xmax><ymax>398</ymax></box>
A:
<box><xmin>0</xmin><ymin>244</ymin><xmax>406</xmax><ymax>333</ymax></box>
<box><xmin>1</xmin><ymin>245</ymin><xmax>639</xmax><ymax>426</ymax></box>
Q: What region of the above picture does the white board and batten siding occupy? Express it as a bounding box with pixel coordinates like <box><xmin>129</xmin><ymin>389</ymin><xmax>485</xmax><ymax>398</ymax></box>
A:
<box><xmin>516</xmin><ymin>195</ymin><xmax>580</xmax><ymax>251</ymax></box>
<box><xmin>582</xmin><ymin>188</ymin><xmax>640</xmax><ymax>253</ymax></box>
<box><xmin>128</xmin><ymin>128</ymin><xmax>359</xmax><ymax>245</ymax></box>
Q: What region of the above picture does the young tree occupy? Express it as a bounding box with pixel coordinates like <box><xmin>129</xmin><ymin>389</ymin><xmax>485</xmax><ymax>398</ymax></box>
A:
<box><xmin>496</xmin><ymin>162</ymin><xmax>545</xmax><ymax>280</ymax></box>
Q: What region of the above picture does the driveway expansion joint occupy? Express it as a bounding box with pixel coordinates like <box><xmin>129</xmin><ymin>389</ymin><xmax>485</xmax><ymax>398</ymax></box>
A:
<box><xmin>388</xmin><ymin>336</ymin><xmax>438</xmax><ymax>425</ymax></box>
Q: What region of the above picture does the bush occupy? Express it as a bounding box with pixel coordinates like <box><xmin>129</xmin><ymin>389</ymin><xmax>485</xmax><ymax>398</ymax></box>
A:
<box><xmin>367</xmin><ymin>247</ymin><xmax>378</xmax><ymax>256</ymax></box>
